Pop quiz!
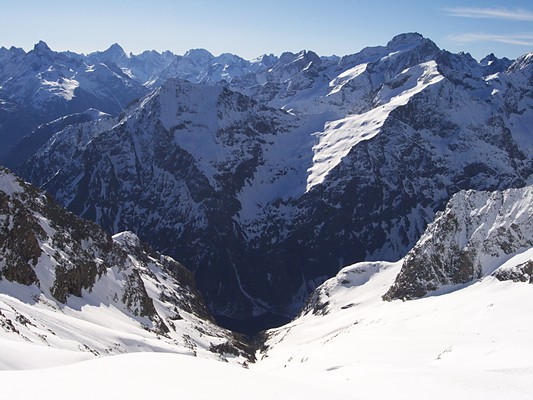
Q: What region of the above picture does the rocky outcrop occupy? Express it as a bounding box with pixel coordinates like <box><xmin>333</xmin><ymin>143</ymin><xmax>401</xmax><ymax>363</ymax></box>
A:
<box><xmin>494</xmin><ymin>260</ymin><xmax>533</xmax><ymax>284</ymax></box>
<box><xmin>0</xmin><ymin>167</ymin><xmax>253</xmax><ymax>362</ymax></box>
<box><xmin>383</xmin><ymin>186</ymin><xmax>533</xmax><ymax>300</ymax></box>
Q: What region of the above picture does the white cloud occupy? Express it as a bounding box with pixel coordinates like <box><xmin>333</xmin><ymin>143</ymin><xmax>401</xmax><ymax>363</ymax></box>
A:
<box><xmin>446</xmin><ymin>32</ymin><xmax>533</xmax><ymax>46</ymax></box>
<box><xmin>444</xmin><ymin>7</ymin><xmax>533</xmax><ymax>21</ymax></box>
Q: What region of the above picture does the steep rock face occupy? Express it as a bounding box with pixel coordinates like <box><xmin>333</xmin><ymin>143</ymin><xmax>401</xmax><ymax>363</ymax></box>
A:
<box><xmin>383</xmin><ymin>186</ymin><xmax>533</xmax><ymax>300</ymax></box>
<box><xmin>20</xmin><ymin>78</ymin><xmax>305</xmax><ymax>318</ymax></box>
<box><xmin>231</xmin><ymin>51</ymin><xmax>531</xmax><ymax>314</ymax></box>
<box><xmin>0</xmin><ymin>168</ymin><xmax>252</xmax><ymax>362</ymax></box>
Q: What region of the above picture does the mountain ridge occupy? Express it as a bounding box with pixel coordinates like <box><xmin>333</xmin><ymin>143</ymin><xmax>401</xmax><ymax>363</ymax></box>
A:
<box><xmin>7</xmin><ymin>32</ymin><xmax>533</xmax><ymax>330</ymax></box>
<box><xmin>0</xmin><ymin>167</ymin><xmax>253</xmax><ymax>365</ymax></box>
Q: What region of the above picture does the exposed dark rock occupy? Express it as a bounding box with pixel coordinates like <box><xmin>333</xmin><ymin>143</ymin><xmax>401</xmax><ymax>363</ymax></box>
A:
<box><xmin>384</xmin><ymin>186</ymin><xmax>533</xmax><ymax>301</ymax></box>
<box><xmin>493</xmin><ymin>260</ymin><xmax>533</xmax><ymax>284</ymax></box>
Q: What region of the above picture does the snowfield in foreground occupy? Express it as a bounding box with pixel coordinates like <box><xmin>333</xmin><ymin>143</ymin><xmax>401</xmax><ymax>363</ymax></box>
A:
<box><xmin>255</xmin><ymin>260</ymin><xmax>533</xmax><ymax>400</ymax></box>
<box><xmin>1</xmin><ymin>259</ymin><xmax>532</xmax><ymax>399</ymax></box>
<box><xmin>0</xmin><ymin>352</ymin><xmax>351</xmax><ymax>400</ymax></box>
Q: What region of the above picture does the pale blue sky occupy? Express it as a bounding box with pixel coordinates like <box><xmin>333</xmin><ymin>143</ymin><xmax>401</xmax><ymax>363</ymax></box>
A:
<box><xmin>1</xmin><ymin>0</ymin><xmax>532</xmax><ymax>60</ymax></box>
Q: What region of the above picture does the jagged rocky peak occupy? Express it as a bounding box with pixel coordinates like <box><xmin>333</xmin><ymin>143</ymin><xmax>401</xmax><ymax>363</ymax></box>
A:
<box><xmin>87</xmin><ymin>42</ymin><xmax>128</xmax><ymax>64</ymax></box>
<box><xmin>384</xmin><ymin>32</ymin><xmax>441</xmax><ymax>58</ymax></box>
<box><xmin>480</xmin><ymin>53</ymin><xmax>513</xmax><ymax>74</ymax></box>
<box><xmin>184</xmin><ymin>48</ymin><xmax>214</xmax><ymax>64</ymax></box>
<box><xmin>295</xmin><ymin>49</ymin><xmax>321</xmax><ymax>62</ymax></box>
<box><xmin>251</xmin><ymin>53</ymin><xmax>278</xmax><ymax>67</ymax></box>
<box><xmin>215</xmin><ymin>52</ymin><xmax>245</xmax><ymax>64</ymax></box>
<box><xmin>386</xmin><ymin>32</ymin><xmax>425</xmax><ymax>48</ymax></box>
<box><xmin>32</xmin><ymin>40</ymin><xmax>52</xmax><ymax>54</ymax></box>
<box><xmin>508</xmin><ymin>52</ymin><xmax>533</xmax><ymax>72</ymax></box>
<box><xmin>384</xmin><ymin>32</ymin><xmax>439</xmax><ymax>57</ymax></box>
<box><xmin>106</xmin><ymin>42</ymin><xmax>126</xmax><ymax>54</ymax></box>
<box><xmin>383</xmin><ymin>186</ymin><xmax>533</xmax><ymax>301</ymax></box>
<box><xmin>112</xmin><ymin>230</ymin><xmax>143</xmax><ymax>248</ymax></box>
<box><xmin>337</xmin><ymin>32</ymin><xmax>439</xmax><ymax>73</ymax></box>
<box><xmin>103</xmin><ymin>42</ymin><xmax>127</xmax><ymax>59</ymax></box>
<box><xmin>278</xmin><ymin>49</ymin><xmax>320</xmax><ymax>65</ymax></box>
<box><xmin>480</xmin><ymin>53</ymin><xmax>500</xmax><ymax>65</ymax></box>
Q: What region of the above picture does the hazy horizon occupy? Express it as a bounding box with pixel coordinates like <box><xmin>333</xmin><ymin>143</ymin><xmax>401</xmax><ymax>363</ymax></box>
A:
<box><xmin>1</xmin><ymin>0</ymin><xmax>532</xmax><ymax>61</ymax></box>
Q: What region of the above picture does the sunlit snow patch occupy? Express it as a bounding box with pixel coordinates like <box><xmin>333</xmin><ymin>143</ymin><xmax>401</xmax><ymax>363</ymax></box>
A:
<box><xmin>306</xmin><ymin>61</ymin><xmax>444</xmax><ymax>191</ymax></box>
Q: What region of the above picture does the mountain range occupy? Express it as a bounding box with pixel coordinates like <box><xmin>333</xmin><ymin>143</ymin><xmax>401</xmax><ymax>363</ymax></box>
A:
<box><xmin>4</xmin><ymin>33</ymin><xmax>531</xmax><ymax>328</ymax></box>
<box><xmin>0</xmin><ymin>31</ymin><xmax>532</xmax><ymax>398</ymax></box>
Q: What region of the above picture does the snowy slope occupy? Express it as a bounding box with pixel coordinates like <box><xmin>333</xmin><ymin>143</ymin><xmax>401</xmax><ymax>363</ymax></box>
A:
<box><xmin>0</xmin><ymin>352</ymin><xmax>352</xmax><ymax>400</ymax></box>
<box><xmin>307</xmin><ymin>60</ymin><xmax>444</xmax><ymax>189</ymax></box>
<box><xmin>384</xmin><ymin>186</ymin><xmax>533</xmax><ymax>300</ymax></box>
<box><xmin>256</xmin><ymin>260</ymin><xmax>533</xmax><ymax>400</ymax></box>
<box><xmin>257</xmin><ymin>186</ymin><xmax>533</xmax><ymax>400</ymax></box>
<box><xmin>0</xmin><ymin>168</ymin><xmax>252</xmax><ymax>368</ymax></box>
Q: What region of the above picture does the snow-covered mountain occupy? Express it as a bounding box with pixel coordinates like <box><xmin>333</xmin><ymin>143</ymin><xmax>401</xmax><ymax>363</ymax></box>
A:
<box><xmin>0</xmin><ymin>168</ymin><xmax>252</xmax><ymax>368</ymax></box>
<box><xmin>18</xmin><ymin>78</ymin><xmax>311</xmax><ymax>322</ymax></box>
<box><xmin>2</xmin><ymin>108</ymin><xmax>111</xmax><ymax>169</ymax></box>
<box><xmin>0</xmin><ymin>42</ymin><xmax>147</xmax><ymax>162</ymax></box>
<box><xmin>257</xmin><ymin>185</ymin><xmax>533</xmax><ymax>399</ymax></box>
<box><xmin>14</xmin><ymin>33</ymin><xmax>533</xmax><ymax>329</ymax></box>
<box><xmin>0</xmin><ymin>41</ymin><xmax>147</xmax><ymax>117</ymax></box>
<box><xmin>1</xmin><ymin>33</ymin><xmax>532</xmax><ymax>399</ymax></box>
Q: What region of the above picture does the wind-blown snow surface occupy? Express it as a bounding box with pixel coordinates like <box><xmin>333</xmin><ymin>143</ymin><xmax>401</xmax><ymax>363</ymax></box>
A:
<box><xmin>255</xmin><ymin>260</ymin><xmax>533</xmax><ymax>400</ymax></box>
<box><xmin>0</xmin><ymin>353</ymin><xmax>351</xmax><ymax>400</ymax></box>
